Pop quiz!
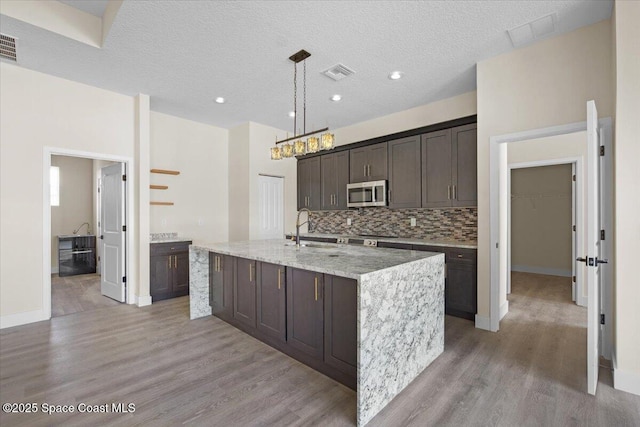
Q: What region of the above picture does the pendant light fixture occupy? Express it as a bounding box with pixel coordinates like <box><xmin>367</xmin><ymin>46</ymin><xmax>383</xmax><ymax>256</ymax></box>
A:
<box><xmin>271</xmin><ymin>50</ymin><xmax>335</xmax><ymax>160</ymax></box>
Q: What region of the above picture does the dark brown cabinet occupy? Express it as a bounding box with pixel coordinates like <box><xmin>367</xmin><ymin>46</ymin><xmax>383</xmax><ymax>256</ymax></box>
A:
<box><xmin>320</xmin><ymin>151</ymin><xmax>350</xmax><ymax>210</ymax></box>
<box><xmin>210</xmin><ymin>253</ymin><xmax>234</xmax><ymax>322</ymax></box>
<box><xmin>256</xmin><ymin>262</ymin><xmax>286</xmax><ymax>341</ymax></box>
<box><xmin>422</xmin><ymin>124</ymin><xmax>477</xmax><ymax>208</ymax></box>
<box><xmin>297</xmin><ymin>156</ymin><xmax>321</xmax><ymax>210</ymax></box>
<box><xmin>150</xmin><ymin>241</ymin><xmax>191</xmax><ymax>301</ymax></box>
<box><xmin>324</xmin><ymin>275</ymin><xmax>357</xmax><ymax>376</ymax></box>
<box><xmin>286</xmin><ymin>267</ymin><xmax>324</xmax><ymax>360</ymax></box>
<box><xmin>350</xmin><ymin>142</ymin><xmax>388</xmax><ymax>183</ymax></box>
<box><xmin>388</xmin><ymin>135</ymin><xmax>422</xmax><ymax>208</ymax></box>
<box><xmin>411</xmin><ymin>244</ymin><xmax>477</xmax><ymax>320</ymax></box>
<box><xmin>234</xmin><ymin>257</ymin><xmax>257</xmax><ymax>328</ymax></box>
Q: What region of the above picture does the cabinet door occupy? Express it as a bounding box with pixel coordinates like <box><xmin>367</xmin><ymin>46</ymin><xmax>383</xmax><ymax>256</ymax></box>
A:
<box><xmin>446</xmin><ymin>261</ymin><xmax>477</xmax><ymax>320</ymax></box>
<box><xmin>452</xmin><ymin>124</ymin><xmax>477</xmax><ymax>207</ymax></box>
<box><xmin>150</xmin><ymin>255</ymin><xmax>171</xmax><ymax>300</ymax></box>
<box><xmin>286</xmin><ymin>268</ymin><xmax>324</xmax><ymax>360</ymax></box>
<box><xmin>210</xmin><ymin>253</ymin><xmax>234</xmax><ymax>321</ymax></box>
<box><xmin>320</xmin><ymin>153</ymin><xmax>337</xmax><ymax>210</ymax></box>
<box><xmin>324</xmin><ymin>275</ymin><xmax>357</xmax><ymax>376</ymax></box>
<box><xmin>367</xmin><ymin>142</ymin><xmax>388</xmax><ymax>181</ymax></box>
<box><xmin>298</xmin><ymin>157</ymin><xmax>321</xmax><ymax>210</ymax></box>
<box><xmin>349</xmin><ymin>147</ymin><xmax>369</xmax><ymax>183</ymax></box>
<box><xmin>388</xmin><ymin>136</ymin><xmax>421</xmax><ymax>208</ymax></box>
<box><xmin>256</xmin><ymin>262</ymin><xmax>286</xmax><ymax>341</ymax></box>
<box><xmin>334</xmin><ymin>151</ymin><xmax>350</xmax><ymax>209</ymax></box>
<box><xmin>172</xmin><ymin>252</ymin><xmax>190</xmax><ymax>296</ymax></box>
<box><xmin>422</xmin><ymin>129</ymin><xmax>453</xmax><ymax>207</ymax></box>
<box><xmin>234</xmin><ymin>258</ymin><xmax>257</xmax><ymax>328</ymax></box>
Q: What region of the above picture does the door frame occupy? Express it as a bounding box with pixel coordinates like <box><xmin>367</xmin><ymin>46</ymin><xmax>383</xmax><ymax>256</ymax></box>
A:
<box><xmin>487</xmin><ymin>117</ymin><xmax>613</xmax><ymax>358</ymax></box>
<box><xmin>43</xmin><ymin>147</ymin><xmax>135</xmax><ymax>319</ymax></box>
<box><xmin>507</xmin><ymin>159</ymin><xmax>581</xmax><ymax>303</ymax></box>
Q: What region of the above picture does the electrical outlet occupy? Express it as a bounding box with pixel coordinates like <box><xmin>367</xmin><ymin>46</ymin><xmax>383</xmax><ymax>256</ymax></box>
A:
<box><xmin>410</xmin><ymin>217</ymin><xmax>416</xmax><ymax>227</ymax></box>
<box><xmin>347</xmin><ymin>218</ymin><xmax>352</xmax><ymax>226</ymax></box>
<box><xmin>161</xmin><ymin>218</ymin><xmax>167</xmax><ymax>227</ymax></box>
<box><xmin>198</xmin><ymin>218</ymin><xmax>204</xmax><ymax>226</ymax></box>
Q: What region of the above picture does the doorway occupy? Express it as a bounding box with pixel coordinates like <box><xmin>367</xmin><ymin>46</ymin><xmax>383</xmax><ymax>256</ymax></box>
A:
<box><xmin>258</xmin><ymin>175</ymin><xmax>285</xmax><ymax>239</ymax></box>
<box><xmin>43</xmin><ymin>147</ymin><xmax>134</xmax><ymax>320</ymax></box>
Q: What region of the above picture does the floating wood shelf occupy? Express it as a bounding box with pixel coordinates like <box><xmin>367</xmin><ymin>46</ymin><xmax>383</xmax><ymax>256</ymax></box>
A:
<box><xmin>150</xmin><ymin>201</ymin><xmax>174</xmax><ymax>206</ymax></box>
<box><xmin>150</xmin><ymin>169</ymin><xmax>180</xmax><ymax>175</ymax></box>
<box><xmin>150</xmin><ymin>185</ymin><xmax>169</xmax><ymax>190</ymax></box>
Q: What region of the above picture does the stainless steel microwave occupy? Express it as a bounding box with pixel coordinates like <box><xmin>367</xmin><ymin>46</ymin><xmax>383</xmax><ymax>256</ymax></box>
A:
<box><xmin>347</xmin><ymin>180</ymin><xmax>387</xmax><ymax>208</ymax></box>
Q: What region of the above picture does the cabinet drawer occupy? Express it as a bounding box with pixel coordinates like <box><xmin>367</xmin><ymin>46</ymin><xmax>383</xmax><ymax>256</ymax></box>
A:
<box><xmin>411</xmin><ymin>244</ymin><xmax>446</xmax><ymax>254</ymax></box>
<box><xmin>150</xmin><ymin>241</ymin><xmax>191</xmax><ymax>256</ymax></box>
<box><xmin>446</xmin><ymin>248</ymin><xmax>477</xmax><ymax>264</ymax></box>
<box><xmin>378</xmin><ymin>241</ymin><xmax>413</xmax><ymax>250</ymax></box>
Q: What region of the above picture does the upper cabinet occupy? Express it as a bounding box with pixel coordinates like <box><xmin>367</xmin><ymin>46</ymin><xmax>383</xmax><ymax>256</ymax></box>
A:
<box><xmin>388</xmin><ymin>135</ymin><xmax>421</xmax><ymax>209</ymax></box>
<box><xmin>321</xmin><ymin>151</ymin><xmax>349</xmax><ymax>210</ymax></box>
<box><xmin>297</xmin><ymin>157</ymin><xmax>321</xmax><ymax>210</ymax></box>
<box><xmin>349</xmin><ymin>142</ymin><xmax>388</xmax><ymax>183</ymax></box>
<box><xmin>422</xmin><ymin>124</ymin><xmax>477</xmax><ymax>208</ymax></box>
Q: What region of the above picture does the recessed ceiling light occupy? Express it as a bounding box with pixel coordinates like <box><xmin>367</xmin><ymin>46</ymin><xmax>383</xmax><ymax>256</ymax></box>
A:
<box><xmin>388</xmin><ymin>71</ymin><xmax>403</xmax><ymax>80</ymax></box>
<box><xmin>215</xmin><ymin>97</ymin><xmax>225</xmax><ymax>104</ymax></box>
<box><xmin>288</xmin><ymin>111</ymin><xmax>296</xmax><ymax>118</ymax></box>
<box><xmin>330</xmin><ymin>94</ymin><xmax>342</xmax><ymax>102</ymax></box>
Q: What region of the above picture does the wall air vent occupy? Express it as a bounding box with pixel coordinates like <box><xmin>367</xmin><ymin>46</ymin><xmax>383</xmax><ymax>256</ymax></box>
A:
<box><xmin>0</xmin><ymin>34</ymin><xmax>17</xmax><ymax>62</ymax></box>
<box><xmin>321</xmin><ymin>63</ymin><xmax>355</xmax><ymax>81</ymax></box>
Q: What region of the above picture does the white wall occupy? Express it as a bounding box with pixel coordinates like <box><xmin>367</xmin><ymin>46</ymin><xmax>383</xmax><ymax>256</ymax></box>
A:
<box><xmin>510</xmin><ymin>164</ymin><xmax>573</xmax><ymax>276</ymax></box>
<box><xmin>50</xmin><ymin>156</ymin><xmax>94</xmax><ymax>272</ymax></box>
<box><xmin>228</xmin><ymin>123</ymin><xmax>250</xmax><ymax>241</ymax></box>
<box><xmin>0</xmin><ymin>63</ymin><xmax>136</xmax><ymax>324</ymax></box>
<box><xmin>613</xmin><ymin>0</ymin><xmax>640</xmax><ymax>394</ymax></box>
<box><xmin>476</xmin><ymin>19</ymin><xmax>613</xmax><ymax>322</ymax></box>
<box><xmin>150</xmin><ymin>112</ymin><xmax>229</xmax><ymax>243</ymax></box>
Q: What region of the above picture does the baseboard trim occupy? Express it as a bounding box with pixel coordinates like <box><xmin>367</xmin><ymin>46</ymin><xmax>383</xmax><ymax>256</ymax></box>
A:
<box><xmin>136</xmin><ymin>295</ymin><xmax>152</xmax><ymax>307</ymax></box>
<box><xmin>475</xmin><ymin>314</ymin><xmax>492</xmax><ymax>331</ymax></box>
<box><xmin>500</xmin><ymin>301</ymin><xmax>509</xmax><ymax>320</ymax></box>
<box><xmin>511</xmin><ymin>265</ymin><xmax>571</xmax><ymax>277</ymax></box>
<box><xmin>0</xmin><ymin>309</ymin><xmax>49</xmax><ymax>329</ymax></box>
<box><xmin>613</xmin><ymin>352</ymin><xmax>640</xmax><ymax>396</ymax></box>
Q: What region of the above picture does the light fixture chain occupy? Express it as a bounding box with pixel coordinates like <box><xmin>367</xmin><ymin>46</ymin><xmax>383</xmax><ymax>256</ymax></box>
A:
<box><xmin>293</xmin><ymin>61</ymin><xmax>297</xmax><ymax>136</ymax></box>
<box><xmin>303</xmin><ymin>59</ymin><xmax>307</xmax><ymax>134</ymax></box>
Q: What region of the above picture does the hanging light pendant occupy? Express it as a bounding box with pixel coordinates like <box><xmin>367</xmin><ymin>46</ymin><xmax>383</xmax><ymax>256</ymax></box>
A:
<box><xmin>270</xmin><ymin>49</ymin><xmax>334</xmax><ymax>160</ymax></box>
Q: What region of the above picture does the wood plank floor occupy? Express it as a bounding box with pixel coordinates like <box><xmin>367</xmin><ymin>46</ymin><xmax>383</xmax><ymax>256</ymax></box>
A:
<box><xmin>1</xmin><ymin>272</ymin><xmax>638</xmax><ymax>426</ymax></box>
<box><xmin>51</xmin><ymin>273</ymin><xmax>121</xmax><ymax>317</ymax></box>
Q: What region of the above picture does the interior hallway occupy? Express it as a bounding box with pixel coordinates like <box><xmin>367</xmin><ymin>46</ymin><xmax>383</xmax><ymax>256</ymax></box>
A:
<box><xmin>51</xmin><ymin>273</ymin><xmax>120</xmax><ymax>317</ymax></box>
<box><xmin>1</xmin><ymin>273</ymin><xmax>638</xmax><ymax>426</ymax></box>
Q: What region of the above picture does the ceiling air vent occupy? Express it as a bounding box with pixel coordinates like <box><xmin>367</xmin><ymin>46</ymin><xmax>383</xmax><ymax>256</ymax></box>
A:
<box><xmin>321</xmin><ymin>63</ymin><xmax>355</xmax><ymax>81</ymax></box>
<box><xmin>507</xmin><ymin>13</ymin><xmax>557</xmax><ymax>48</ymax></box>
<box><xmin>0</xmin><ymin>34</ymin><xmax>17</xmax><ymax>62</ymax></box>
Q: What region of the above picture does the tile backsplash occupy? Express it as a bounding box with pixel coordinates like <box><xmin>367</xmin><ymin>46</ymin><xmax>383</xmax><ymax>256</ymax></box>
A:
<box><xmin>309</xmin><ymin>207</ymin><xmax>477</xmax><ymax>241</ymax></box>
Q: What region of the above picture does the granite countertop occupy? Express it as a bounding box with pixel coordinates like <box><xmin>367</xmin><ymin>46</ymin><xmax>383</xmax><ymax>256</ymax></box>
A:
<box><xmin>191</xmin><ymin>239</ymin><xmax>442</xmax><ymax>280</ymax></box>
<box><xmin>150</xmin><ymin>232</ymin><xmax>191</xmax><ymax>244</ymax></box>
<box><xmin>293</xmin><ymin>233</ymin><xmax>477</xmax><ymax>249</ymax></box>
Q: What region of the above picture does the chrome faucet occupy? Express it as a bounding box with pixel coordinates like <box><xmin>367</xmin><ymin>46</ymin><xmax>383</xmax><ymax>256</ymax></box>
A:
<box><xmin>73</xmin><ymin>222</ymin><xmax>91</xmax><ymax>235</ymax></box>
<box><xmin>295</xmin><ymin>208</ymin><xmax>312</xmax><ymax>247</ymax></box>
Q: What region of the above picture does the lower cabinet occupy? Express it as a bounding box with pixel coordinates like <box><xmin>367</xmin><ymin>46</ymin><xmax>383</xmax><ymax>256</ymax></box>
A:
<box><xmin>286</xmin><ymin>268</ymin><xmax>324</xmax><ymax>359</ymax></box>
<box><xmin>209</xmin><ymin>256</ymin><xmax>357</xmax><ymax>389</ymax></box>
<box><xmin>234</xmin><ymin>257</ymin><xmax>257</xmax><ymax>328</ymax></box>
<box><xmin>257</xmin><ymin>262</ymin><xmax>286</xmax><ymax>342</ymax></box>
<box><xmin>324</xmin><ymin>275</ymin><xmax>357</xmax><ymax>377</ymax></box>
<box><xmin>412</xmin><ymin>244</ymin><xmax>477</xmax><ymax>320</ymax></box>
<box><xmin>150</xmin><ymin>241</ymin><xmax>191</xmax><ymax>301</ymax></box>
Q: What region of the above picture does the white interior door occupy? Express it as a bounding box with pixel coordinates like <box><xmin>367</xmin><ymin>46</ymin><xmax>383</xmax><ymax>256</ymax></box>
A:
<box><xmin>100</xmin><ymin>163</ymin><xmax>126</xmax><ymax>302</ymax></box>
<box><xmin>582</xmin><ymin>100</ymin><xmax>601</xmax><ymax>395</ymax></box>
<box><xmin>258</xmin><ymin>175</ymin><xmax>284</xmax><ymax>239</ymax></box>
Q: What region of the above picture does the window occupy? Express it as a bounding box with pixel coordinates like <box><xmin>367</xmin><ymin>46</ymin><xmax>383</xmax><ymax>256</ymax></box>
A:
<box><xmin>50</xmin><ymin>166</ymin><xmax>60</xmax><ymax>206</ymax></box>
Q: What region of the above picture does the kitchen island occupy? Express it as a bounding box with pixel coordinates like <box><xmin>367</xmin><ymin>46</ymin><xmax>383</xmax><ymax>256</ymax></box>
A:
<box><xmin>189</xmin><ymin>239</ymin><xmax>444</xmax><ymax>426</ymax></box>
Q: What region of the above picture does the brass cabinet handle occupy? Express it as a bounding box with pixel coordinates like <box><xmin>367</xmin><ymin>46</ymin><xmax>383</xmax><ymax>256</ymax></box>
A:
<box><xmin>314</xmin><ymin>276</ymin><xmax>318</xmax><ymax>301</ymax></box>
<box><xmin>174</xmin><ymin>255</ymin><xmax>177</xmax><ymax>269</ymax></box>
<box><xmin>363</xmin><ymin>164</ymin><xmax>367</xmax><ymax>177</ymax></box>
<box><xmin>249</xmin><ymin>263</ymin><xmax>253</xmax><ymax>282</ymax></box>
<box><xmin>277</xmin><ymin>268</ymin><xmax>281</xmax><ymax>290</ymax></box>
<box><xmin>453</xmin><ymin>185</ymin><xmax>457</xmax><ymax>200</ymax></box>
<box><xmin>168</xmin><ymin>256</ymin><xmax>171</xmax><ymax>269</ymax></box>
<box><xmin>447</xmin><ymin>185</ymin><xmax>451</xmax><ymax>200</ymax></box>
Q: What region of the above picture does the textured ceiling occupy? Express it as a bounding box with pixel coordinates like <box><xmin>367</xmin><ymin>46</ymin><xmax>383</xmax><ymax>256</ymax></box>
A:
<box><xmin>0</xmin><ymin>1</ymin><xmax>612</xmax><ymax>132</ymax></box>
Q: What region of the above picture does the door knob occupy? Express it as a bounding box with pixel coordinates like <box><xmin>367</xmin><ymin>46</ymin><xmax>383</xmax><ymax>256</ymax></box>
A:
<box><xmin>596</xmin><ymin>258</ymin><xmax>608</xmax><ymax>265</ymax></box>
<box><xmin>576</xmin><ymin>257</ymin><xmax>587</xmax><ymax>263</ymax></box>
